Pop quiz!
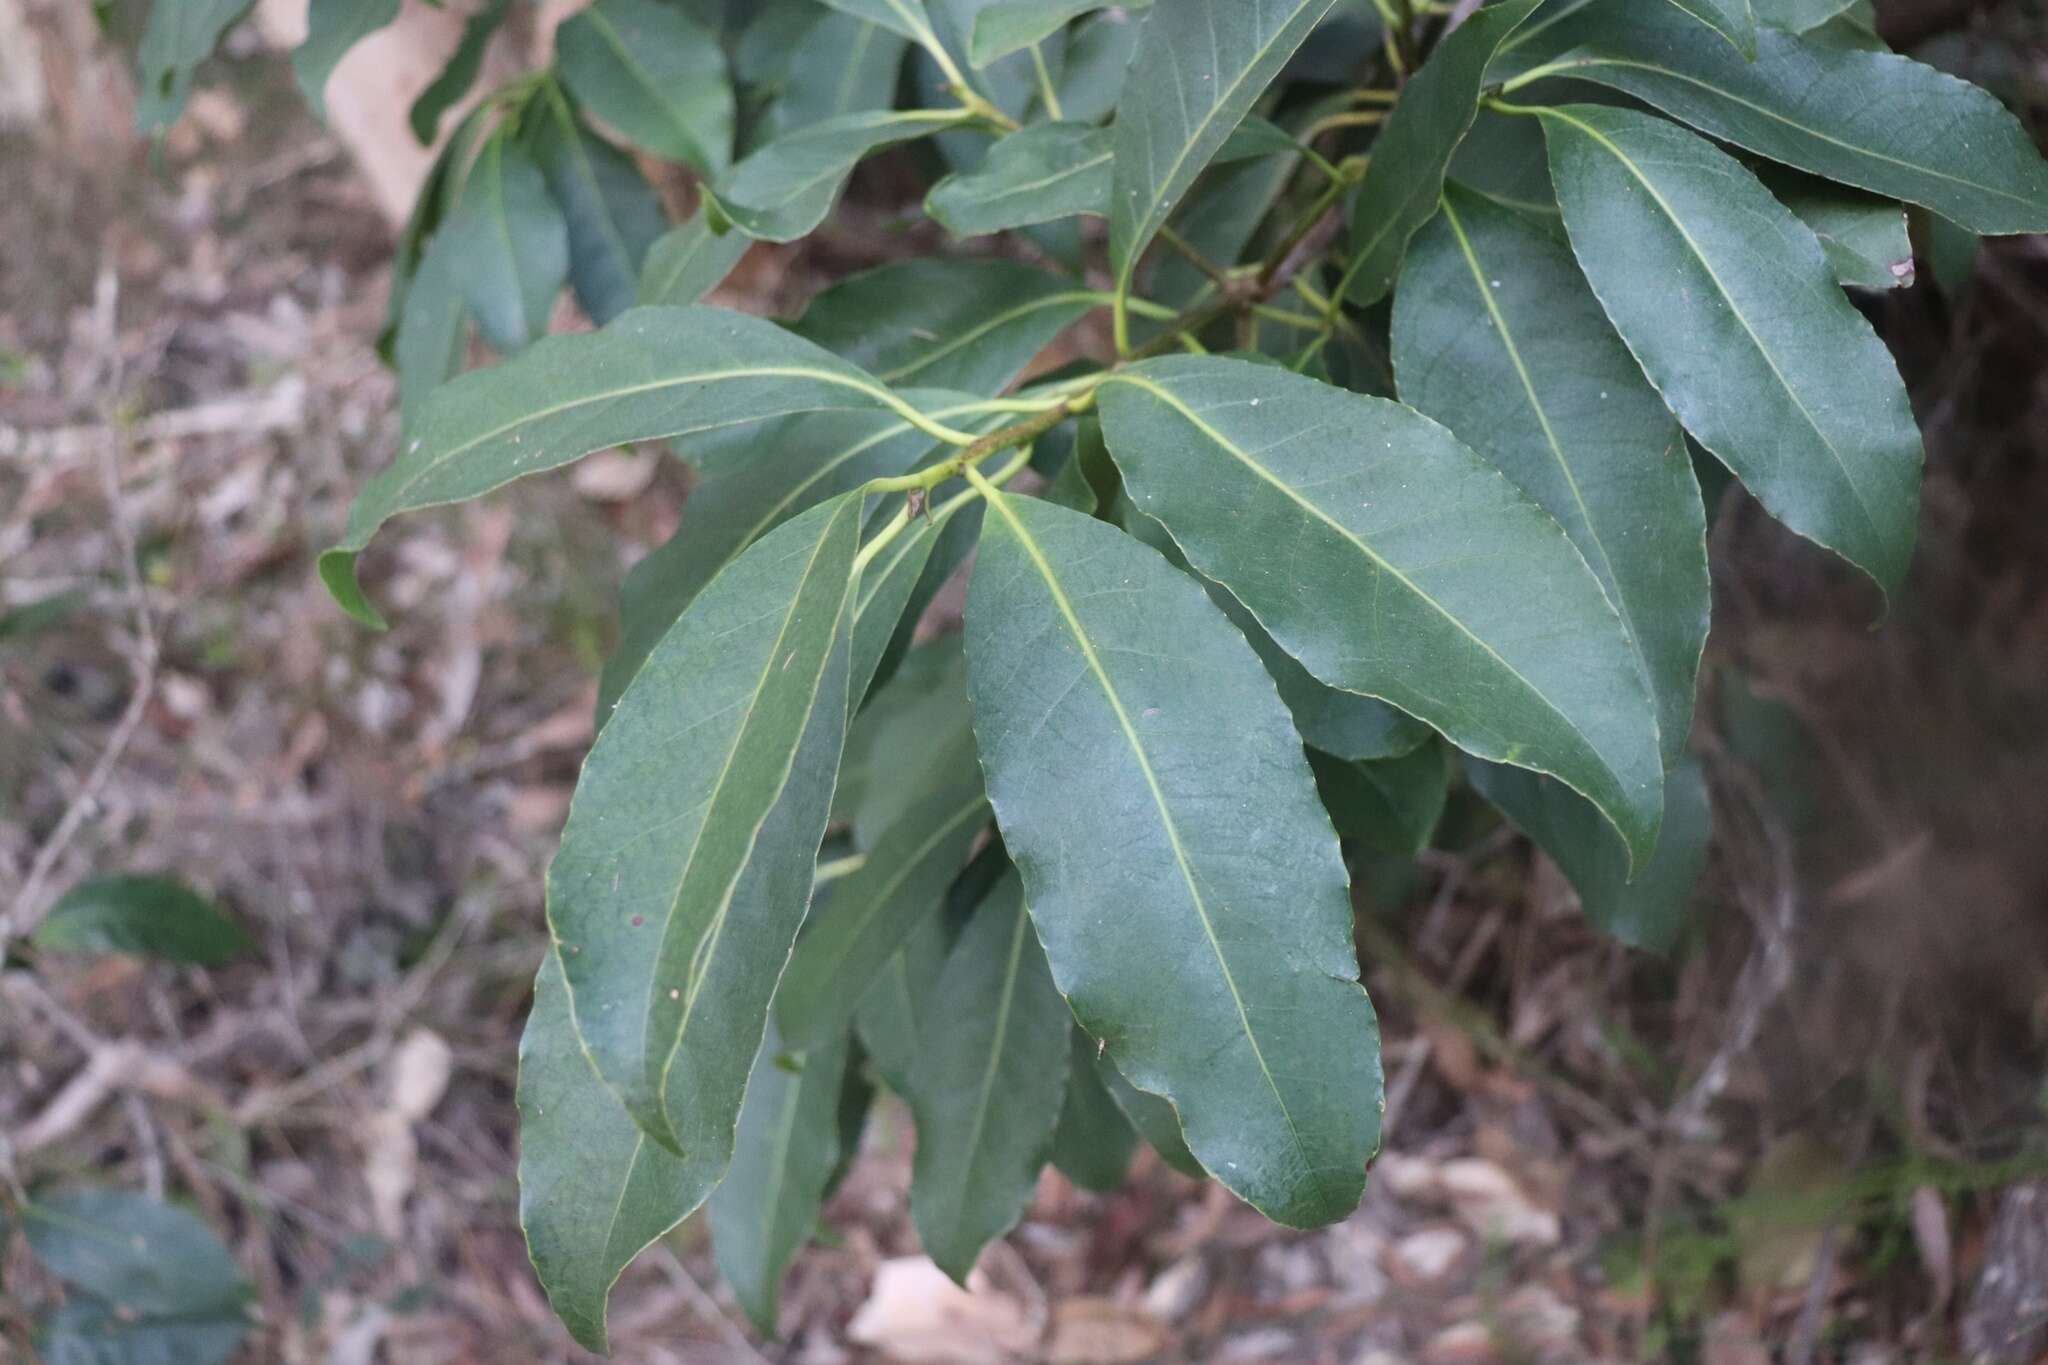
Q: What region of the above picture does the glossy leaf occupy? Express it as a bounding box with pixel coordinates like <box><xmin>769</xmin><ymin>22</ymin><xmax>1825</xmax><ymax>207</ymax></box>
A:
<box><xmin>1393</xmin><ymin>183</ymin><xmax>1709</xmax><ymax>765</ymax></box>
<box><xmin>1470</xmin><ymin>757</ymin><xmax>1712</xmax><ymax>953</ymax></box>
<box><xmin>1497</xmin><ymin>0</ymin><xmax>2048</xmax><ymax>234</ymax></box>
<box><xmin>927</xmin><ymin>122</ymin><xmax>1112</xmax><ymax>236</ymax></box>
<box><xmin>1310</xmin><ymin>744</ymin><xmax>1448</xmax><ymax>855</ymax></box>
<box><xmin>1098</xmin><ymin>1056</ymin><xmax>1205</xmax><ymax>1179</ymax></box>
<box><xmin>1099</xmin><ymin>356</ymin><xmax>1666</xmax><ymax>868</ymax></box>
<box><xmin>1538</xmin><ymin>104</ymin><xmax>1922</xmax><ymax>591</ymax></box>
<box><xmin>1761</xmin><ymin>167</ymin><xmax>1915</xmax><ymax>289</ymax></box>
<box><xmin>1661</xmin><ymin>0</ymin><xmax>1755</xmax><ymax>57</ymax></box>
<box><xmin>964</xmin><ymin>491</ymin><xmax>1381</xmax><ymax>1226</ymax></box>
<box><xmin>907</xmin><ymin>873</ymin><xmax>1070</xmax><ymax>1280</ymax></box>
<box><xmin>1049</xmin><ymin>1027</ymin><xmax>1138</xmax><ymax>1192</ymax></box>
<box><xmin>638</xmin><ymin>212</ymin><xmax>752</xmax><ymax>307</ymax></box>
<box><xmin>532</xmin><ymin>93</ymin><xmax>667</xmax><ymax>326</ymax></box>
<box><xmin>551</xmin><ymin>494</ymin><xmax>862</xmax><ymax>1151</ymax></box>
<box><xmin>556</xmin><ymin>0</ymin><xmax>734</xmax><ymax>174</ymax></box>
<box><xmin>1109</xmin><ymin>0</ymin><xmax>1340</xmax><ymax>296</ymax></box>
<box><xmin>136</xmin><ymin>0</ymin><xmax>253</xmax><ymax>131</ymax></box>
<box><xmin>971</xmin><ymin>0</ymin><xmax>1146</xmax><ymax>66</ymax></box>
<box><xmin>710</xmin><ymin>1022</ymin><xmax>855</xmax><ymax>1335</ymax></box>
<box><xmin>34</xmin><ymin>875</ymin><xmax>249</xmax><ymax>965</ymax></box>
<box><xmin>321</xmin><ymin>306</ymin><xmax>922</xmax><ymax>627</ymax></box>
<box><xmin>294</xmin><ymin>0</ymin><xmax>399</xmax><ymax>121</ymax></box>
<box><xmin>777</xmin><ymin>783</ymin><xmax>991</xmax><ymax>1052</ymax></box>
<box><xmin>518</xmin><ymin>951</ymin><xmax>701</xmax><ymax>1354</ymax></box>
<box><xmin>712</xmin><ymin>110</ymin><xmax>972</xmax><ymax>243</ymax></box>
<box><xmin>1341</xmin><ymin>0</ymin><xmax>1542</xmax><ymax>306</ymax></box>
<box><xmin>408</xmin><ymin>0</ymin><xmax>507</xmax><ymax>144</ymax></box>
<box><xmin>445</xmin><ymin>134</ymin><xmax>569</xmax><ymax>356</ymax></box>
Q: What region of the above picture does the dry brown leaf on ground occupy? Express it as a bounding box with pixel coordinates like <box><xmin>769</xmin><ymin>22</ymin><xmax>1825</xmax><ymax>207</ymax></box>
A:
<box><xmin>846</xmin><ymin>1257</ymin><xmax>1042</xmax><ymax>1365</ymax></box>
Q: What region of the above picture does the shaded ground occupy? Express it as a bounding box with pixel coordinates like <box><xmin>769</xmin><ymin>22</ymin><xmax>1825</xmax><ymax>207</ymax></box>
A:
<box><xmin>4</xmin><ymin>14</ymin><xmax>2048</xmax><ymax>1364</ymax></box>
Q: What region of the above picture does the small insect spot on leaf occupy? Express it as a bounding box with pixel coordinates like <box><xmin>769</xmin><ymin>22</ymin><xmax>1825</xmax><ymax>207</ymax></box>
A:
<box><xmin>630</xmin><ymin>914</ymin><xmax>646</xmax><ymax>927</ymax></box>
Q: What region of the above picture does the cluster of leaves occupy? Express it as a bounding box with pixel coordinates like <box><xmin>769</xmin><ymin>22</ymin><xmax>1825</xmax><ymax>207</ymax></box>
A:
<box><xmin>133</xmin><ymin>0</ymin><xmax>2048</xmax><ymax>1349</ymax></box>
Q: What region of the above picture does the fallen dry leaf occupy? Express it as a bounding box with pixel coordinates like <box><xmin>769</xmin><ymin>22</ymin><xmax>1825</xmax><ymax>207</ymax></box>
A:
<box><xmin>1044</xmin><ymin>1297</ymin><xmax>1167</xmax><ymax>1365</ymax></box>
<box><xmin>846</xmin><ymin>1257</ymin><xmax>1040</xmax><ymax>1365</ymax></box>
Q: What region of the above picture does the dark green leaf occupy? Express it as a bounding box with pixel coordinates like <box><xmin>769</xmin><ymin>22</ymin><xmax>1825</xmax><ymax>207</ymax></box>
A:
<box><xmin>25</xmin><ymin>1190</ymin><xmax>249</xmax><ymax>1318</ymax></box>
<box><xmin>1097</xmin><ymin>1055</ymin><xmax>1204</xmax><ymax>1178</ymax></box>
<box><xmin>1754</xmin><ymin>0</ymin><xmax>1857</xmax><ymax>32</ymax></box>
<box><xmin>1660</xmin><ymin>0</ymin><xmax>1755</xmax><ymax>57</ymax></box>
<box><xmin>964</xmin><ymin>491</ymin><xmax>1381</xmax><ymax>1226</ymax></box>
<box><xmin>1099</xmin><ymin>357</ymin><xmax>1666</xmax><ymax>869</ymax></box>
<box><xmin>531</xmin><ymin>92</ymin><xmax>668</xmax><ymax>326</ymax></box>
<box><xmin>1049</xmin><ymin>1028</ymin><xmax>1138</xmax><ymax>1192</ymax></box>
<box><xmin>712</xmin><ymin>110</ymin><xmax>973</xmax><ymax>242</ymax></box>
<box><xmin>135</xmin><ymin>0</ymin><xmax>253</xmax><ymax>132</ymax></box>
<box><xmin>1339</xmin><ymin>0</ymin><xmax>1543</xmax><ymax>306</ymax></box>
<box><xmin>1109</xmin><ymin>0</ymin><xmax>1340</xmax><ymax>299</ymax></box>
<box><xmin>637</xmin><ymin>212</ymin><xmax>752</xmax><ymax>307</ymax></box>
<box><xmin>445</xmin><ymin>133</ymin><xmax>569</xmax><ymax>356</ymax></box>
<box><xmin>392</xmin><ymin>229</ymin><xmax>471</xmax><ymax>432</ymax></box>
<box><xmin>0</xmin><ymin>591</ymin><xmax>85</xmax><ymax>648</ymax></box>
<box><xmin>710</xmin><ymin>1022</ymin><xmax>855</xmax><ymax>1335</ymax></box>
<box><xmin>762</xmin><ymin>9</ymin><xmax>911</xmax><ymax>137</ymax></box>
<box><xmin>1049</xmin><ymin>8</ymin><xmax>1144</xmax><ymax>124</ymax></box>
<box><xmin>1759</xmin><ymin>166</ymin><xmax>1915</xmax><ymax>289</ymax></box>
<box><xmin>835</xmin><ymin>636</ymin><xmax>982</xmax><ymax>846</ymax></box>
<box><xmin>294</xmin><ymin>0</ymin><xmax>399</xmax><ymax>121</ymax></box>
<box><xmin>556</xmin><ymin>0</ymin><xmax>734</xmax><ymax>173</ymax></box>
<box><xmin>907</xmin><ymin>872</ymin><xmax>1070</xmax><ymax>1280</ymax></box>
<box><xmin>518</xmin><ymin>951</ymin><xmax>702</xmax><ymax>1354</ymax></box>
<box><xmin>407</xmin><ymin>0</ymin><xmax>508</xmax><ymax>145</ymax></box>
<box><xmin>1393</xmin><ymin>183</ymin><xmax>1709</xmax><ymax>766</ymax></box>
<box><xmin>849</xmin><ymin>495</ymin><xmax>986</xmax><ymax>705</ymax></box>
<box><xmin>1537</xmin><ymin>104</ymin><xmax>1922</xmax><ymax>592</ymax></box>
<box><xmin>550</xmin><ymin>495</ymin><xmax>862</xmax><ymax>1151</ymax></box>
<box><xmin>819</xmin><ymin>0</ymin><xmax>941</xmax><ymax>44</ymax></box>
<box><xmin>1496</xmin><ymin>0</ymin><xmax>2048</xmax><ymax>234</ymax></box>
<box><xmin>1309</xmin><ymin>744</ymin><xmax>1448</xmax><ymax>855</ymax></box>
<box><xmin>34</xmin><ymin>875</ymin><xmax>249</xmax><ymax>965</ymax></box>
<box><xmin>1469</xmin><ymin>756</ymin><xmax>1712</xmax><ymax>953</ymax></box>
<box><xmin>970</xmin><ymin>0</ymin><xmax>1145</xmax><ymax>66</ymax></box>
<box><xmin>927</xmin><ymin>122</ymin><xmax>1112</xmax><ymax>236</ymax></box>
<box><xmin>857</xmin><ymin>911</ymin><xmax>953</xmax><ymax>1095</ymax></box>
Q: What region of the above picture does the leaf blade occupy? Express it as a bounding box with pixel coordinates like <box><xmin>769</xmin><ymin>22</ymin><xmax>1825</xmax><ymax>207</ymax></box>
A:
<box><xmin>927</xmin><ymin>122</ymin><xmax>1114</xmax><ymax>236</ymax></box>
<box><xmin>556</xmin><ymin>0</ymin><xmax>734</xmax><ymax>173</ymax></box>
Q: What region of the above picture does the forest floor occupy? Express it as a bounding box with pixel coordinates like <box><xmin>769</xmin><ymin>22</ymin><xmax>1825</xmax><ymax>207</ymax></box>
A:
<box><xmin>5</xmin><ymin>19</ymin><xmax>2048</xmax><ymax>1365</ymax></box>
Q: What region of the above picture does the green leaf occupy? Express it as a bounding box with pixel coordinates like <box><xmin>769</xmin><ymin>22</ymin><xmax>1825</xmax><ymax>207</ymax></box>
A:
<box><xmin>964</xmin><ymin>491</ymin><xmax>1381</xmax><ymax>1226</ymax></box>
<box><xmin>136</xmin><ymin>0</ymin><xmax>254</xmax><ymax>132</ymax></box>
<box><xmin>711</xmin><ymin>110</ymin><xmax>972</xmax><ymax>243</ymax></box>
<box><xmin>709</xmin><ymin>1022</ymin><xmax>856</xmax><ymax>1335</ymax></box>
<box><xmin>1660</xmin><ymin>0</ymin><xmax>1755</xmax><ymax>57</ymax></box>
<box><xmin>1215</xmin><ymin>113</ymin><xmax>1303</xmax><ymax>165</ymax></box>
<box><xmin>517</xmin><ymin>951</ymin><xmax>702</xmax><ymax>1355</ymax></box>
<box><xmin>408</xmin><ymin>0</ymin><xmax>508</xmax><ymax>145</ymax></box>
<box><xmin>907</xmin><ymin>872</ymin><xmax>1070</xmax><ymax>1281</ymax></box>
<box><xmin>1097</xmin><ymin>1055</ymin><xmax>1205</xmax><ymax>1178</ymax></box>
<box><xmin>320</xmin><ymin>305</ymin><xmax>926</xmax><ymax>628</ymax></box>
<box><xmin>1109</xmin><ymin>0</ymin><xmax>1340</xmax><ymax>298</ymax></box>
<box><xmin>1496</xmin><ymin>0</ymin><xmax>2048</xmax><ymax>234</ymax></box>
<box><xmin>776</xmin><ymin>783</ymin><xmax>991</xmax><ymax>1052</ymax></box>
<box><xmin>556</xmin><ymin>0</ymin><xmax>734</xmax><ymax>174</ymax></box>
<box><xmin>1098</xmin><ymin>357</ymin><xmax>1666</xmax><ymax>870</ymax></box>
<box><xmin>445</xmin><ymin>133</ymin><xmax>569</xmax><ymax>356</ymax></box>
<box><xmin>392</xmin><ymin>228</ymin><xmax>471</xmax><ymax>432</ymax></box>
<box><xmin>550</xmin><ymin>494</ymin><xmax>862</xmax><ymax>1152</ymax></box>
<box><xmin>637</xmin><ymin>213</ymin><xmax>752</xmax><ymax>307</ymax></box>
<box><xmin>1753</xmin><ymin>0</ymin><xmax>1857</xmax><ymax>33</ymax></box>
<box><xmin>1393</xmin><ymin>183</ymin><xmax>1709</xmax><ymax>767</ymax></box>
<box><xmin>1469</xmin><ymin>757</ymin><xmax>1712</xmax><ymax>953</ymax></box>
<box><xmin>1309</xmin><ymin>744</ymin><xmax>1448</xmax><ymax>855</ymax></box>
<box><xmin>927</xmin><ymin>122</ymin><xmax>1113</xmax><ymax>236</ymax></box>
<box><xmin>34</xmin><ymin>875</ymin><xmax>249</xmax><ymax>965</ymax></box>
<box><xmin>819</xmin><ymin>0</ymin><xmax>942</xmax><ymax>45</ymax></box>
<box><xmin>1759</xmin><ymin>166</ymin><xmax>1915</xmax><ymax>289</ymax></box>
<box><xmin>793</xmin><ymin>260</ymin><xmax>1096</xmax><ymax>393</ymax></box>
<box><xmin>858</xmin><ymin>906</ymin><xmax>955</xmax><ymax>1096</ymax></box>
<box><xmin>762</xmin><ymin>9</ymin><xmax>911</xmax><ymax>137</ymax></box>
<box><xmin>849</xmin><ymin>495</ymin><xmax>985</xmax><ymax>705</ymax></box>
<box><xmin>1536</xmin><ymin>104</ymin><xmax>1922</xmax><ymax>592</ymax></box>
<box><xmin>531</xmin><ymin>93</ymin><xmax>668</xmax><ymax>327</ymax></box>
<box><xmin>1339</xmin><ymin>0</ymin><xmax>1543</xmax><ymax>306</ymax></box>
<box><xmin>1050</xmin><ymin>8</ymin><xmax>1145</xmax><ymax>124</ymax></box>
<box><xmin>835</xmin><ymin>636</ymin><xmax>981</xmax><ymax>847</ymax></box>
<box><xmin>1049</xmin><ymin>1028</ymin><xmax>1138</xmax><ymax>1192</ymax></box>
<box><xmin>293</xmin><ymin>0</ymin><xmax>399</xmax><ymax>122</ymax></box>
<box><xmin>970</xmin><ymin>0</ymin><xmax>1146</xmax><ymax>66</ymax></box>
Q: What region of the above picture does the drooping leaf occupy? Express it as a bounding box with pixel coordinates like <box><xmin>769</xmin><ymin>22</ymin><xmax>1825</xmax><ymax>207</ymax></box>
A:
<box><xmin>1393</xmin><ymin>183</ymin><xmax>1709</xmax><ymax>766</ymax></box>
<box><xmin>444</xmin><ymin>133</ymin><xmax>570</xmax><ymax>356</ymax></box>
<box><xmin>1537</xmin><ymin>104</ymin><xmax>1922</xmax><ymax>592</ymax></box>
<box><xmin>1759</xmin><ymin>166</ymin><xmax>1915</xmax><ymax>289</ymax></box>
<box><xmin>1470</xmin><ymin>756</ymin><xmax>1712</xmax><ymax>954</ymax></box>
<box><xmin>556</xmin><ymin>0</ymin><xmax>734</xmax><ymax>174</ymax></box>
<box><xmin>1215</xmin><ymin>113</ymin><xmax>1304</xmax><ymax>165</ymax></box>
<box><xmin>971</xmin><ymin>0</ymin><xmax>1147</xmax><ymax>66</ymax></box>
<box><xmin>836</xmin><ymin>637</ymin><xmax>982</xmax><ymax>848</ymax></box>
<box><xmin>1099</xmin><ymin>357</ymin><xmax>1666</xmax><ymax>868</ymax></box>
<box><xmin>849</xmin><ymin>494</ymin><xmax>985</xmax><ymax>704</ymax></box>
<box><xmin>518</xmin><ymin>951</ymin><xmax>702</xmax><ymax>1354</ymax></box>
<box><xmin>1097</xmin><ymin>1055</ymin><xmax>1205</xmax><ymax>1179</ymax></box>
<box><xmin>34</xmin><ymin>875</ymin><xmax>250</xmax><ymax>965</ymax></box>
<box><xmin>551</xmin><ymin>494</ymin><xmax>862</xmax><ymax>1152</ymax></box>
<box><xmin>1309</xmin><ymin>744</ymin><xmax>1449</xmax><ymax>855</ymax></box>
<box><xmin>1049</xmin><ymin>1027</ymin><xmax>1139</xmax><ymax>1192</ymax></box>
<box><xmin>321</xmin><ymin>306</ymin><xmax>930</xmax><ymax>627</ymax></box>
<box><xmin>761</xmin><ymin>9</ymin><xmax>911</xmax><ymax>137</ymax></box>
<box><xmin>711</xmin><ymin>110</ymin><xmax>973</xmax><ymax>243</ymax></box>
<box><xmin>1050</xmin><ymin>8</ymin><xmax>1145</xmax><ymax>124</ymax></box>
<box><xmin>1109</xmin><ymin>0</ymin><xmax>1341</xmax><ymax>300</ymax></box>
<box><xmin>927</xmin><ymin>122</ymin><xmax>1113</xmax><ymax>236</ymax></box>
<box><xmin>26</xmin><ymin>1189</ymin><xmax>253</xmax><ymax>1365</ymax></box>
<box><xmin>1659</xmin><ymin>0</ymin><xmax>1755</xmax><ymax>57</ymax></box>
<box><xmin>776</xmin><ymin>783</ymin><xmax>991</xmax><ymax>1052</ymax></box>
<box><xmin>531</xmin><ymin>92</ymin><xmax>668</xmax><ymax>326</ymax></box>
<box><xmin>907</xmin><ymin>872</ymin><xmax>1071</xmax><ymax>1281</ymax></box>
<box><xmin>1495</xmin><ymin>0</ymin><xmax>2048</xmax><ymax>234</ymax></box>
<box><xmin>793</xmin><ymin>260</ymin><xmax>1095</xmax><ymax>392</ymax></box>
<box><xmin>136</xmin><ymin>0</ymin><xmax>255</xmax><ymax>132</ymax></box>
<box><xmin>964</xmin><ymin>491</ymin><xmax>1381</xmax><ymax>1226</ymax></box>
<box><xmin>637</xmin><ymin>212</ymin><xmax>752</xmax><ymax>307</ymax></box>
<box><xmin>1339</xmin><ymin>0</ymin><xmax>1543</xmax><ymax>306</ymax></box>
<box><xmin>392</xmin><ymin>228</ymin><xmax>471</xmax><ymax>432</ymax></box>
<box><xmin>294</xmin><ymin>0</ymin><xmax>400</xmax><ymax>122</ymax></box>
<box><xmin>408</xmin><ymin>0</ymin><xmax>508</xmax><ymax>145</ymax></box>
<box><xmin>709</xmin><ymin>1022</ymin><xmax>855</xmax><ymax>1335</ymax></box>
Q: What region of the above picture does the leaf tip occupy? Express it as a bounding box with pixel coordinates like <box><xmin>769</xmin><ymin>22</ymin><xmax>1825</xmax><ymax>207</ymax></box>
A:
<box><xmin>318</xmin><ymin>549</ymin><xmax>388</xmax><ymax>631</ymax></box>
